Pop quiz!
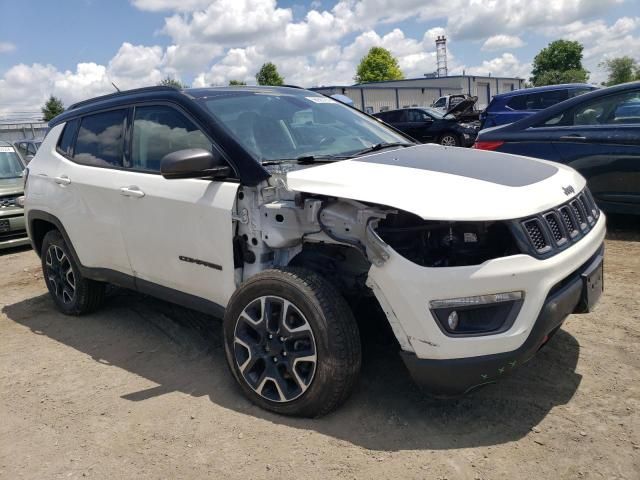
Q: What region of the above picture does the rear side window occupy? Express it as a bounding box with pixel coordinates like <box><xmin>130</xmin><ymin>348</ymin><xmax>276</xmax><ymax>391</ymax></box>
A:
<box><xmin>57</xmin><ymin>119</ymin><xmax>79</xmax><ymax>157</ymax></box>
<box><xmin>74</xmin><ymin>110</ymin><xmax>127</xmax><ymax>167</ymax></box>
<box><xmin>407</xmin><ymin>110</ymin><xmax>429</xmax><ymax>122</ymax></box>
<box><xmin>507</xmin><ymin>90</ymin><xmax>569</xmax><ymax>111</ymax></box>
<box><xmin>380</xmin><ymin>110</ymin><xmax>404</xmax><ymax>123</ymax></box>
<box><xmin>131</xmin><ymin>105</ymin><xmax>212</xmax><ymax>172</ymax></box>
<box><xmin>506</xmin><ymin>94</ymin><xmax>527</xmax><ymax>110</ymax></box>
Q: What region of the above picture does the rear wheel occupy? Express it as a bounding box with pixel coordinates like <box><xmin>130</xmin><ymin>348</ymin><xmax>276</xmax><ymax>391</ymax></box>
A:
<box><xmin>439</xmin><ymin>133</ymin><xmax>460</xmax><ymax>146</ymax></box>
<box><xmin>41</xmin><ymin>230</ymin><xmax>106</xmax><ymax>315</ymax></box>
<box><xmin>223</xmin><ymin>268</ymin><xmax>361</xmax><ymax>417</ymax></box>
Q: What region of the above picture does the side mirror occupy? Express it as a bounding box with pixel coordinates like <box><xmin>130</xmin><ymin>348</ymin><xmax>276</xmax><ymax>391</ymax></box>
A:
<box><xmin>160</xmin><ymin>148</ymin><xmax>230</xmax><ymax>180</ymax></box>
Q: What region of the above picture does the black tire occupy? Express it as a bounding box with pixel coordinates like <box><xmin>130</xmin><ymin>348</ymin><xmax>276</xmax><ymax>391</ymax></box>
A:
<box><xmin>223</xmin><ymin>267</ymin><xmax>361</xmax><ymax>417</ymax></box>
<box><xmin>41</xmin><ymin>230</ymin><xmax>106</xmax><ymax>315</ymax></box>
<box><xmin>439</xmin><ymin>132</ymin><xmax>460</xmax><ymax>147</ymax></box>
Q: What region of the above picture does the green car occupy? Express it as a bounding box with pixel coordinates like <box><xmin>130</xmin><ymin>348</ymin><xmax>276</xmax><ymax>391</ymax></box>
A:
<box><xmin>0</xmin><ymin>141</ymin><xmax>29</xmax><ymax>250</ymax></box>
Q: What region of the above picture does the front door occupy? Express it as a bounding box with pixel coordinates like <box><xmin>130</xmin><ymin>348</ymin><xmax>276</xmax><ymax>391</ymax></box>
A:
<box><xmin>119</xmin><ymin>104</ymin><xmax>239</xmax><ymax>306</ymax></box>
<box><xmin>404</xmin><ymin>109</ymin><xmax>435</xmax><ymax>142</ymax></box>
<box><xmin>550</xmin><ymin>90</ymin><xmax>640</xmax><ymax>213</ymax></box>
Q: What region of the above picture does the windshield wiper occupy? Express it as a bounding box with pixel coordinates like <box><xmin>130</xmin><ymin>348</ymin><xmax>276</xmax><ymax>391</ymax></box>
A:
<box><xmin>349</xmin><ymin>142</ymin><xmax>414</xmax><ymax>157</ymax></box>
<box><xmin>261</xmin><ymin>155</ymin><xmax>349</xmax><ymax>166</ymax></box>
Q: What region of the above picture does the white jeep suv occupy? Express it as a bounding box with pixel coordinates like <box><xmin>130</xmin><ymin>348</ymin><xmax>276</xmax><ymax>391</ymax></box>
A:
<box><xmin>24</xmin><ymin>86</ymin><xmax>605</xmax><ymax>417</ymax></box>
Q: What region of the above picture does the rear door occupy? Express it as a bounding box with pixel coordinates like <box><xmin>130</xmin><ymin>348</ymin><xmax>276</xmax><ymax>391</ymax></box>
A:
<box><xmin>548</xmin><ymin>89</ymin><xmax>640</xmax><ymax>213</ymax></box>
<box><xmin>53</xmin><ymin>110</ymin><xmax>134</xmax><ymax>275</ymax></box>
<box><xmin>403</xmin><ymin>109</ymin><xmax>435</xmax><ymax>142</ymax></box>
<box><xmin>119</xmin><ymin>103</ymin><xmax>239</xmax><ymax>306</ymax></box>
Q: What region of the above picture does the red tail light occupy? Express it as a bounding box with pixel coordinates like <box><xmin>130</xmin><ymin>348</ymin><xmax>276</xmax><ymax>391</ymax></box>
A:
<box><xmin>473</xmin><ymin>141</ymin><xmax>504</xmax><ymax>151</ymax></box>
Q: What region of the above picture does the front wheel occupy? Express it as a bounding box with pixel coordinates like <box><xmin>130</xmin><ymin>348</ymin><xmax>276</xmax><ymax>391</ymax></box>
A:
<box><xmin>223</xmin><ymin>268</ymin><xmax>361</xmax><ymax>417</ymax></box>
<box><xmin>439</xmin><ymin>133</ymin><xmax>460</xmax><ymax>147</ymax></box>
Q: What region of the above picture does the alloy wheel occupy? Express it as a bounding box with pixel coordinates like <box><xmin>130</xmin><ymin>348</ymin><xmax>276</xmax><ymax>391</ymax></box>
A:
<box><xmin>45</xmin><ymin>245</ymin><xmax>76</xmax><ymax>304</ymax></box>
<box><xmin>233</xmin><ymin>296</ymin><xmax>317</xmax><ymax>402</ymax></box>
<box><xmin>440</xmin><ymin>135</ymin><xmax>457</xmax><ymax>146</ymax></box>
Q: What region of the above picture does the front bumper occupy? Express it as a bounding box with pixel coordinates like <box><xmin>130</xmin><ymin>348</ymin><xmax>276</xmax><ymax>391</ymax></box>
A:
<box><xmin>400</xmin><ymin>245</ymin><xmax>603</xmax><ymax>396</ymax></box>
<box><xmin>367</xmin><ymin>214</ymin><xmax>606</xmax><ymax>361</ymax></box>
<box><xmin>461</xmin><ymin>131</ymin><xmax>478</xmax><ymax>147</ymax></box>
<box><xmin>0</xmin><ymin>208</ymin><xmax>30</xmax><ymax>250</ymax></box>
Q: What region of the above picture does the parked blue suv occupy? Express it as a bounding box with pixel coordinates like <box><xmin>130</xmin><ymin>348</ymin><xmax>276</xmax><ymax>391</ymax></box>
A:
<box><xmin>480</xmin><ymin>84</ymin><xmax>597</xmax><ymax>128</ymax></box>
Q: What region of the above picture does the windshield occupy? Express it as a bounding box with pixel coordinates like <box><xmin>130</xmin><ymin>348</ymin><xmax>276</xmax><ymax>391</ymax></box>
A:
<box><xmin>199</xmin><ymin>92</ymin><xmax>410</xmax><ymax>162</ymax></box>
<box><xmin>421</xmin><ymin>107</ymin><xmax>446</xmax><ymax>119</ymax></box>
<box><xmin>0</xmin><ymin>147</ymin><xmax>24</xmax><ymax>179</ymax></box>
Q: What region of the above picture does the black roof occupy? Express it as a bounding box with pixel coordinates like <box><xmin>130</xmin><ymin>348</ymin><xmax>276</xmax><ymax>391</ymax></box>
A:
<box><xmin>47</xmin><ymin>85</ymin><xmax>325</xmax><ymax>186</ymax></box>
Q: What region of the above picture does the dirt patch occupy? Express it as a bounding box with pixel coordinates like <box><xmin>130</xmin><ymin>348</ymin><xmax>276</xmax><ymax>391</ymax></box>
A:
<box><xmin>1</xmin><ymin>218</ymin><xmax>639</xmax><ymax>479</ymax></box>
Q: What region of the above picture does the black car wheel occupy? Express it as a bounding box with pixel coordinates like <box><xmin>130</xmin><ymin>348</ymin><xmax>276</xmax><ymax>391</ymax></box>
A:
<box><xmin>41</xmin><ymin>230</ymin><xmax>106</xmax><ymax>315</ymax></box>
<box><xmin>223</xmin><ymin>267</ymin><xmax>361</xmax><ymax>417</ymax></box>
<box><xmin>439</xmin><ymin>133</ymin><xmax>460</xmax><ymax>147</ymax></box>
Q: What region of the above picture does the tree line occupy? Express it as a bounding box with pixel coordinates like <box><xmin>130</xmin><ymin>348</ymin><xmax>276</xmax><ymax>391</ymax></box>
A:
<box><xmin>40</xmin><ymin>40</ymin><xmax>640</xmax><ymax>121</ymax></box>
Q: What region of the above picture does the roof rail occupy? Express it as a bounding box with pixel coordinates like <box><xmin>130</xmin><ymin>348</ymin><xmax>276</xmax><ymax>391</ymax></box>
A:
<box><xmin>68</xmin><ymin>85</ymin><xmax>181</xmax><ymax>110</ymax></box>
<box><xmin>281</xmin><ymin>84</ymin><xmax>304</xmax><ymax>89</ymax></box>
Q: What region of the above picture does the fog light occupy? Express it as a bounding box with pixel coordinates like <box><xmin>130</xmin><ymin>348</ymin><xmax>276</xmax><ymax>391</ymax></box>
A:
<box><xmin>429</xmin><ymin>291</ymin><xmax>524</xmax><ymax>336</ymax></box>
<box><xmin>447</xmin><ymin>311</ymin><xmax>459</xmax><ymax>330</ymax></box>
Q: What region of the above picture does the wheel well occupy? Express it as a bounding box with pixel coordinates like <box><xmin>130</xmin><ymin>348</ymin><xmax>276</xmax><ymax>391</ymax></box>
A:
<box><xmin>288</xmin><ymin>243</ymin><xmax>371</xmax><ymax>297</ymax></box>
<box><xmin>31</xmin><ymin>219</ymin><xmax>57</xmax><ymax>256</ymax></box>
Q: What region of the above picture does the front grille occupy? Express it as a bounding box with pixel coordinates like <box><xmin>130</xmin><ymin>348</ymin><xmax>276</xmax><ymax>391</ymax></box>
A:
<box><xmin>519</xmin><ymin>187</ymin><xmax>600</xmax><ymax>258</ymax></box>
<box><xmin>0</xmin><ymin>195</ymin><xmax>19</xmax><ymax>209</ymax></box>
<box><xmin>544</xmin><ymin>212</ymin><xmax>565</xmax><ymax>245</ymax></box>
<box><xmin>523</xmin><ymin>219</ymin><xmax>549</xmax><ymax>252</ymax></box>
<box><xmin>0</xmin><ymin>229</ymin><xmax>27</xmax><ymax>241</ymax></box>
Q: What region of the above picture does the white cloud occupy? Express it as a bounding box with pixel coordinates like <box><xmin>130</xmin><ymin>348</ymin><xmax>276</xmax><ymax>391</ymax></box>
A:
<box><xmin>0</xmin><ymin>42</ymin><xmax>16</xmax><ymax>53</ymax></box>
<box><xmin>481</xmin><ymin>35</ymin><xmax>525</xmax><ymax>51</ymax></box>
<box><xmin>447</xmin><ymin>0</ymin><xmax>624</xmax><ymax>40</ymax></box>
<box><xmin>162</xmin><ymin>0</ymin><xmax>292</xmax><ymax>45</ymax></box>
<box><xmin>0</xmin><ymin>63</ymin><xmax>113</xmax><ymax>118</ymax></box>
<box><xmin>464</xmin><ymin>53</ymin><xmax>531</xmax><ymax>78</ymax></box>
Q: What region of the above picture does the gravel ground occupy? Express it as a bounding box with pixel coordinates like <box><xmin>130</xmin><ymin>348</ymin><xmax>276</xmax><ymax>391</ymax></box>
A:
<box><xmin>0</xmin><ymin>215</ymin><xmax>638</xmax><ymax>479</ymax></box>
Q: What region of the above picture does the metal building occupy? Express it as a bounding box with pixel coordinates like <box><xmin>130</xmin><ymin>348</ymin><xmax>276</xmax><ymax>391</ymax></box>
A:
<box><xmin>311</xmin><ymin>74</ymin><xmax>524</xmax><ymax>113</ymax></box>
<box><xmin>0</xmin><ymin>121</ymin><xmax>49</xmax><ymax>142</ymax></box>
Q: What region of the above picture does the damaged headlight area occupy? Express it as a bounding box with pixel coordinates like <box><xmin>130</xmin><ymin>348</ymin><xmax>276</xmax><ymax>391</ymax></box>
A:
<box><xmin>375</xmin><ymin>210</ymin><xmax>520</xmax><ymax>267</ymax></box>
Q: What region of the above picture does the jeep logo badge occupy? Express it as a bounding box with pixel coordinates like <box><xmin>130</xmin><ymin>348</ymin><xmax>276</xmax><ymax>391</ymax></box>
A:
<box><xmin>562</xmin><ymin>185</ymin><xmax>575</xmax><ymax>196</ymax></box>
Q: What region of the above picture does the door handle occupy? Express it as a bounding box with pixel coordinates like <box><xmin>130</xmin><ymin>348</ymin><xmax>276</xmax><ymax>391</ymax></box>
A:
<box><xmin>119</xmin><ymin>186</ymin><xmax>145</xmax><ymax>198</ymax></box>
<box><xmin>559</xmin><ymin>135</ymin><xmax>587</xmax><ymax>141</ymax></box>
<box><xmin>54</xmin><ymin>175</ymin><xmax>71</xmax><ymax>185</ymax></box>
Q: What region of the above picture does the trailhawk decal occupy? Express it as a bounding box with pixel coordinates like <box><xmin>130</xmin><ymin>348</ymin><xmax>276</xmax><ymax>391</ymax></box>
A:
<box><xmin>354</xmin><ymin>146</ymin><xmax>559</xmax><ymax>187</ymax></box>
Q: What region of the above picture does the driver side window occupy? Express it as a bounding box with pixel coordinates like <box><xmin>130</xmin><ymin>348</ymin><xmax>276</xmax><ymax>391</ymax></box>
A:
<box><xmin>131</xmin><ymin>105</ymin><xmax>212</xmax><ymax>172</ymax></box>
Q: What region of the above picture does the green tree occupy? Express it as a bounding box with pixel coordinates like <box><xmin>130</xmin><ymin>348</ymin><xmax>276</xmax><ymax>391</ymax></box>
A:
<box><xmin>229</xmin><ymin>79</ymin><xmax>247</xmax><ymax>85</ymax></box>
<box><xmin>599</xmin><ymin>56</ymin><xmax>639</xmax><ymax>86</ymax></box>
<box><xmin>255</xmin><ymin>63</ymin><xmax>284</xmax><ymax>86</ymax></box>
<box><xmin>41</xmin><ymin>95</ymin><xmax>65</xmax><ymax>122</ymax></box>
<box><xmin>354</xmin><ymin>47</ymin><xmax>404</xmax><ymax>83</ymax></box>
<box><xmin>530</xmin><ymin>40</ymin><xmax>589</xmax><ymax>86</ymax></box>
<box><xmin>158</xmin><ymin>76</ymin><xmax>187</xmax><ymax>89</ymax></box>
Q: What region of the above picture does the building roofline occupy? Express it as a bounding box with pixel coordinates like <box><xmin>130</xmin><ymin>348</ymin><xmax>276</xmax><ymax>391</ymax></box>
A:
<box><xmin>353</xmin><ymin>74</ymin><xmax>523</xmax><ymax>86</ymax></box>
<box><xmin>309</xmin><ymin>85</ymin><xmax>463</xmax><ymax>91</ymax></box>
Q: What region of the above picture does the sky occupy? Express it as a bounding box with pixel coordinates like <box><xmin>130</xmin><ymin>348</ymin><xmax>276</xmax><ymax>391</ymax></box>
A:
<box><xmin>0</xmin><ymin>0</ymin><xmax>639</xmax><ymax>120</ymax></box>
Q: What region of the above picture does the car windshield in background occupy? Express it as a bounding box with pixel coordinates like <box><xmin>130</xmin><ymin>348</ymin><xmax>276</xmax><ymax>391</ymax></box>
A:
<box><xmin>0</xmin><ymin>148</ymin><xmax>24</xmax><ymax>179</ymax></box>
<box><xmin>199</xmin><ymin>92</ymin><xmax>409</xmax><ymax>163</ymax></box>
<box><xmin>422</xmin><ymin>108</ymin><xmax>446</xmax><ymax>119</ymax></box>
